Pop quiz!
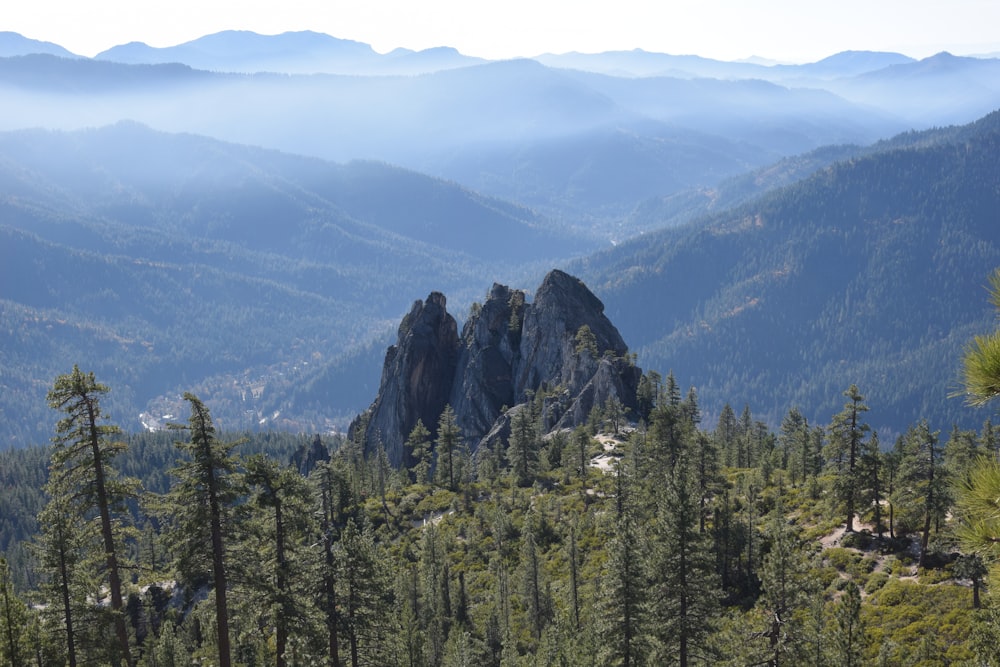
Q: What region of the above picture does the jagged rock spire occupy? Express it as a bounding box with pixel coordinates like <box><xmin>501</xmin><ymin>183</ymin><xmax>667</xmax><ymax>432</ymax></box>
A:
<box><xmin>361</xmin><ymin>271</ymin><xmax>641</xmax><ymax>466</ymax></box>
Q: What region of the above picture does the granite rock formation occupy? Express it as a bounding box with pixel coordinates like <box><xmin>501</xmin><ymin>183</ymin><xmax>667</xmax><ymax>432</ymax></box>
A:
<box><xmin>362</xmin><ymin>292</ymin><xmax>459</xmax><ymax>465</ymax></box>
<box><xmin>361</xmin><ymin>270</ymin><xmax>641</xmax><ymax>466</ymax></box>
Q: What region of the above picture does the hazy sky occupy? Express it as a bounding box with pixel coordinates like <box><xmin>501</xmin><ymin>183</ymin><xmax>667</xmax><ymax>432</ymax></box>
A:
<box><xmin>9</xmin><ymin>0</ymin><xmax>1000</xmax><ymax>62</ymax></box>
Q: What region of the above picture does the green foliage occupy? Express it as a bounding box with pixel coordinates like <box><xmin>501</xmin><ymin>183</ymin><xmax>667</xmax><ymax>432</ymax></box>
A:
<box><xmin>863</xmin><ymin>579</ymin><xmax>975</xmax><ymax>665</ymax></box>
<box><xmin>959</xmin><ymin>269</ymin><xmax>1000</xmax><ymax>407</ymax></box>
<box><xmin>954</xmin><ymin>454</ymin><xmax>1000</xmax><ymax>600</ymax></box>
<box><xmin>406</xmin><ymin>419</ymin><xmax>433</xmax><ymax>484</ymax></box>
<box><xmin>831</xmin><ymin>580</ymin><xmax>864</xmax><ymax>667</ymax></box>
<box><xmin>435</xmin><ymin>405</ymin><xmax>462</xmax><ymax>491</ymax></box>
<box><xmin>5</xmin><ymin>372</ymin><xmax>1000</xmax><ymax>664</ymax></box>
<box><xmin>826</xmin><ymin>385</ymin><xmax>870</xmax><ymax>533</ymax></box>
<box><xmin>0</xmin><ymin>556</ymin><xmax>31</xmax><ymax>667</ymax></box>
<box><xmin>574</xmin><ymin>324</ymin><xmax>599</xmax><ymax>359</ymax></box>
<box><xmin>44</xmin><ymin>365</ymin><xmax>136</xmax><ymax>667</ymax></box>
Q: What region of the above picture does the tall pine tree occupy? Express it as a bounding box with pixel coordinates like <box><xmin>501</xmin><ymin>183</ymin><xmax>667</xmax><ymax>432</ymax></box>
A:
<box><xmin>46</xmin><ymin>366</ymin><xmax>136</xmax><ymax>667</ymax></box>
<box><xmin>162</xmin><ymin>393</ymin><xmax>243</xmax><ymax>667</ymax></box>
<box><xmin>827</xmin><ymin>385</ymin><xmax>870</xmax><ymax>533</ymax></box>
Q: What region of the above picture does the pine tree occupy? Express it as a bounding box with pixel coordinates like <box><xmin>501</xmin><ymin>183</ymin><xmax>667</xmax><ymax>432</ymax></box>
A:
<box><xmin>896</xmin><ymin>420</ymin><xmax>949</xmax><ymax>566</ymax></box>
<box><xmin>981</xmin><ymin>418</ymin><xmax>999</xmax><ymax>456</ymax></box>
<box><xmin>162</xmin><ymin>393</ymin><xmax>243</xmax><ymax>667</ymax></box>
<box><xmin>506</xmin><ymin>407</ymin><xmax>538</xmax><ymax>488</ymax></box>
<box><xmin>944</xmin><ymin>425</ymin><xmax>980</xmax><ymax>480</ymax></box>
<box><xmin>46</xmin><ymin>366</ymin><xmax>136</xmax><ymax>667</ymax></box>
<box><xmin>692</xmin><ymin>431</ymin><xmax>720</xmax><ymax>534</ymax></box>
<box><xmin>954</xmin><ymin>553</ymin><xmax>989</xmax><ymax>609</ymax></box>
<box><xmin>520</xmin><ymin>512</ymin><xmax>551</xmax><ymax>643</ymax></box>
<box><xmin>595</xmin><ymin>463</ymin><xmax>647</xmax><ymax>667</ymax></box>
<box><xmin>959</xmin><ymin>269</ymin><xmax>1000</xmax><ymax>409</ymax></box>
<box><xmin>682</xmin><ymin>386</ymin><xmax>701</xmax><ymax>429</ymax></box>
<box><xmin>882</xmin><ymin>436</ymin><xmax>904</xmax><ymax>541</ymax></box>
<box><xmin>435</xmin><ymin>406</ymin><xmax>461</xmax><ymax>490</ymax></box>
<box><xmin>756</xmin><ymin>508</ymin><xmax>815</xmax><ymax>666</ymax></box>
<box><xmin>954</xmin><ymin>455</ymin><xmax>1000</xmax><ymax>569</ymax></box>
<box><xmin>738</xmin><ymin>405</ymin><xmax>754</xmax><ymax>468</ymax></box>
<box><xmin>34</xmin><ymin>493</ymin><xmax>86</xmax><ymax>667</ymax></box>
<box><xmin>418</xmin><ymin>521</ymin><xmax>452</xmax><ymax>667</ymax></box>
<box><xmin>242</xmin><ymin>454</ymin><xmax>317</xmax><ymax>667</ymax></box>
<box><xmin>827</xmin><ymin>385</ymin><xmax>870</xmax><ymax>533</ymax></box>
<box><xmin>636</xmin><ymin>370</ymin><xmax>662</xmax><ymax>424</ymax></box>
<box><xmin>649</xmin><ymin>400</ymin><xmax>685</xmax><ymax>474</ymax></box>
<box><xmin>715</xmin><ymin>404</ymin><xmax>739</xmax><ymax>467</ymax></box>
<box><xmin>857</xmin><ymin>432</ymin><xmax>884</xmax><ymax>537</ymax></box>
<box><xmin>338</xmin><ymin>519</ymin><xmax>397</xmax><ymax>667</ymax></box>
<box><xmin>955</xmin><ymin>269</ymin><xmax>1000</xmax><ymax>591</ymax></box>
<box><xmin>0</xmin><ymin>555</ymin><xmax>30</xmax><ymax>667</ymax></box>
<box><xmin>573</xmin><ymin>426</ymin><xmax>591</xmax><ymax>479</ymax></box>
<box><xmin>312</xmin><ymin>458</ymin><xmax>353</xmax><ymax>667</ymax></box>
<box><xmin>778</xmin><ymin>408</ymin><xmax>808</xmax><ymax>486</ymax></box>
<box><xmin>396</xmin><ymin>564</ymin><xmax>423</xmax><ymax>667</ymax></box>
<box><xmin>406</xmin><ymin>420</ymin><xmax>433</xmax><ymax>485</ymax></box>
<box><xmin>830</xmin><ymin>581</ymin><xmax>864</xmax><ymax>667</ymax></box>
<box><xmin>646</xmin><ymin>455</ymin><xmax>720</xmax><ymax>666</ymax></box>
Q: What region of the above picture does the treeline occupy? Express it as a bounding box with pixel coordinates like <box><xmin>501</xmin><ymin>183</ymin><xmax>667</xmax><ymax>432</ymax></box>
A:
<box><xmin>2</xmin><ymin>365</ymin><xmax>1000</xmax><ymax>666</ymax></box>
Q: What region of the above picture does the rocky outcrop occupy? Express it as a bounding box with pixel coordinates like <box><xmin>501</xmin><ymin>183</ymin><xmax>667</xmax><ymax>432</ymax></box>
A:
<box><xmin>363</xmin><ymin>292</ymin><xmax>459</xmax><ymax>466</ymax></box>
<box><xmin>361</xmin><ymin>270</ymin><xmax>641</xmax><ymax>466</ymax></box>
<box><xmin>447</xmin><ymin>282</ymin><xmax>524</xmax><ymax>449</ymax></box>
<box><xmin>514</xmin><ymin>269</ymin><xmax>633</xmax><ymax>405</ymax></box>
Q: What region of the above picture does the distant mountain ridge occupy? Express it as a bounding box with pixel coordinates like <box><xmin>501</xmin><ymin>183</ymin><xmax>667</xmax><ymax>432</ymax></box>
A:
<box><xmin>95</xmin><ymin>30</ymin><xmax>486</xmax><ymax>75</ymax></box>
<box><xmin>534</xmin><ymin>48</ymin><xmax>916</xmax><ymax>81</ymax></box>
<box><xmin>0</xmin><ymin>47</ymin><xmax>912</xmax><ymax>235</ymax></box>
<box><xmin>0</xmin><ymin>31</ymin><xmax>77</xmax><ymax>58</ymax></box>
<box><xmin>3</xmin><ymin>30</ymin><xmax>998</xmax><ymax>236</ymax></box>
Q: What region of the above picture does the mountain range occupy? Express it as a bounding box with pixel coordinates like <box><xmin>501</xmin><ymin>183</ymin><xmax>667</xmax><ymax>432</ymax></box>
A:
<box><xmin>6</xmin><ymin>31</ymin><xmax>1000</xmax><ymax>232</ymax></box>
<box><xmin>1</xmin><ymin>31</ymin><xmax>999</xmax><ymax>446</ymax></box>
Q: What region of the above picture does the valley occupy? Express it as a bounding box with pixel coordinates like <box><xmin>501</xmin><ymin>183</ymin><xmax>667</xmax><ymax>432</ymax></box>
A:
<box><xmin>0</xmin><ymin>37</ymin><xmax>997</xmax><ymax>444</ymax></box>
<box><xmin>2</xmin><ymin>25</ymin><xmax>1000</xmax><ymax>666</ymax></box>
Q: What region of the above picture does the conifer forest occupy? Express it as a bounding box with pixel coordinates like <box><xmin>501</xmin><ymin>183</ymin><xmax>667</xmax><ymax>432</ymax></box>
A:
<box><xmin>3</xmin><ymin>274</ymin><xmax>1000</xmax><ymax>667</ymax></box>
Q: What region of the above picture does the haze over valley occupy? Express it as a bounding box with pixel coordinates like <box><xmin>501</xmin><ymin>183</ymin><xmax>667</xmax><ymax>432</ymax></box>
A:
<box><xmin>1</xmin><ymin>27</ymin><xmax>999</xmax><ymax>446</ymax></box>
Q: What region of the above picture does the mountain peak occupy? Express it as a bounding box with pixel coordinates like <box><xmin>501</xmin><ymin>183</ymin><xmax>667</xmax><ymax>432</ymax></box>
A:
<box><xmin>0</xmin><ymin>31</ymin><xmax>77</xmax><ymax>58</ymax></box>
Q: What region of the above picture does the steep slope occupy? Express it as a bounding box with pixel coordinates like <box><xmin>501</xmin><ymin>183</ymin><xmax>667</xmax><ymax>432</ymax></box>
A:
<box><xmin>0</xmin><ymin>123</ymin><xmax>564</xmax><ymax>261</ymax></box>
<box><xmin>578</xmin><ymin>110</ymin><xmax>1000</xmax><ymax>433</ymax></box>
<box><xmin>0</xmin><ymin>124</ymin><xmax>566</xmax><ymax>447</ymax></box>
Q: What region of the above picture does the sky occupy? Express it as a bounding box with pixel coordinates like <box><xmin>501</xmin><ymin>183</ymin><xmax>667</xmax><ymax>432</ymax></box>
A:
<box><xmin>7</xmin><ymin>0</ymin><xmax>1000</xmax><ymax>63</ymax></box>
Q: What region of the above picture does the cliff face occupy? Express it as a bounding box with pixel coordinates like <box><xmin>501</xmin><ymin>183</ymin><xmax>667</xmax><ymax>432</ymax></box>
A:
<box><xmin>362</xmin><ymin>270</ymin><xmax>641</xmax><ymax>466</ymax></box>
<box><xmin>447</xmin><ymin>282</ymin><xmax>524</xmax><ymax>449</ymax></box>
<box><xmin>363</xmin><ymin>292</ymin><xmax>460</xmax><ymax>465</ymax></box>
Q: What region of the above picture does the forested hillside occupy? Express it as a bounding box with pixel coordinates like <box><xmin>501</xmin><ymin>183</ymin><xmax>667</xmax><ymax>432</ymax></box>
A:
<box><xmin>0</xmin><ymin>50</ymin><xmax>905</xmax><ymax>228</ymax></box>
<box><xmin>581</xmin><ymin>110</ymin><xmax>1000</xmax><ymax>435</ymax></box>
<box><xmin>2</xmin><ymin>357</ymin><xmax>999</xmax><ymax>665</ymax></box>
<box><xmin>4</xmin><ymin>111</ymin><xmax>1000</xmax><ymax>446</ymax></box>
<box><xmin>4</xmin><ymin>27</ymin><xmax>1000</xmax><ymax>667</ymax></box>
<box><xmin>0</xmin><ymin>123</ymin><xmax>568</xmax><ymax>446</ymax></box>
